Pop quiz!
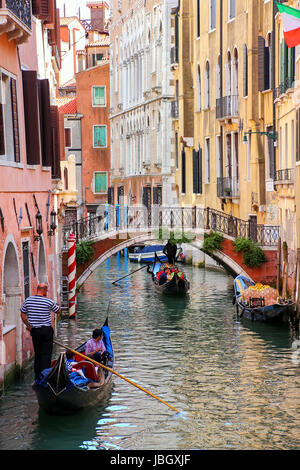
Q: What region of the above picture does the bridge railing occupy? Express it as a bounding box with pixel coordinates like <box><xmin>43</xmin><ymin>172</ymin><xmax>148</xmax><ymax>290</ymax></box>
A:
<box><xmin>61</xmin><ymin>205</ymin><xmax>280</xmax><ymax>249</ymax></box>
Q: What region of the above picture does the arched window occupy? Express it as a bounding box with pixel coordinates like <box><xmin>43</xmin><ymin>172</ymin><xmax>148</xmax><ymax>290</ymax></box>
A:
<box><xmin>233</xmin><ymin>48</ymin><xmax>238</xmax><ymax>97</ymax></box>
<box><xmin>226</xmin><ymin>51</ymin><xmax>232</xmax><ymax>96</ymax></box>
<box><xmin>204</xmin><ymin>61</ymin><xmax>210</xmax><ymax>109</ymax></box>
<box><xmin>197</xmin><ymin>65</ymin><xmax>201</xmax><ymax>111</ymax></box>
<box><xmin>216</xmin><ymin>54</ymin><xmax>221</xmax><ymax>99</ymax></box>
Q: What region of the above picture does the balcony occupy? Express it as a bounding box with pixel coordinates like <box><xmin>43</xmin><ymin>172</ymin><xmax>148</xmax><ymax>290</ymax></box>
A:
<box><xmin>171</xmin><ymin>100</ymin><xmax>179</xmax><ymax>119</ymax></box>
<box><xmin>216</xmin><ymin>95</ymin><xmax>238</xmax><ymax>119</ymax></box>
<box><xmin>0</xmin><ymin>0</ymin><xmax>32</xmax><ymax>44</ymax></box>
<box><xmin>217</xmin><ymin>177</ymin><xmax>239</xmax><ymax>199</ymax></box>
<box><xmin>274</xmin><ymin>168</ymin><xmax>294</xmax><ymax>185</ymax></box>
<box><xmin>274</xmin><ymin>77</ymin><xmax>294</xmax><ymax>100</ymax></box>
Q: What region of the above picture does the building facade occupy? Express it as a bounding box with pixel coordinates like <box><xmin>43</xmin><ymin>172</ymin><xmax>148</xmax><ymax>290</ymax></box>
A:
<box><xmin>0</xmin><ymin>0</ymin><xmax>62</xmax><ymax>383</ymax></box>
<box><xmin>109</xmin><ymin>0</ymin><xmax>178</xmax><ymax>211</ymax></box>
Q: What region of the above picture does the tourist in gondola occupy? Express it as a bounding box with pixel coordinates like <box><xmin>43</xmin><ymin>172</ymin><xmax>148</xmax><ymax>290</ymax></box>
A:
<box><xmin>163</xmin><ymin>240</ymin><xmax>177</xmax><ymax>264</ymax></box>
<box><xmin>85</xmin><ymin>328</ymin><xmax>106</xmax><ymax>362</ymax></box>
<box><xmin>20</xmin><ymin>283</ymin><xmax>60</xmax><ymax>381</ymax></box>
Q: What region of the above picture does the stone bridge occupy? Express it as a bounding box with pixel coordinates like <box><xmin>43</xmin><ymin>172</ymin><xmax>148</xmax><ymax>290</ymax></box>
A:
<box><xmin>61</xmin><ymin>206</ymin><xmax>280</xmax><ymax>288</ymax></box>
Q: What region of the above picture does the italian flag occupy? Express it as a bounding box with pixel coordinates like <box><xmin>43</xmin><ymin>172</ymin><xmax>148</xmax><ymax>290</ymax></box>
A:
<box><xmin>277</xmin><ymin>3</ymin><xmax>300</xmax><ymax>48</ymax></box>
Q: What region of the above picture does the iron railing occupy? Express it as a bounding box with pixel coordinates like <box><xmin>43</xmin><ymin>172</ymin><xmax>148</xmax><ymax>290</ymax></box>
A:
<box><xmin>3</xmin><ymin>0</ymin><xmax>32</xmax><ymax>30</ymax></box>
<box><xmin>217</xmin><ymin>177</ymin><xmax>239</xmax><ymax>198</ymax></box>
<box><xmin>216</xmin><ymin>95</ymin><xmax>238</xmax><ymax>119</ymax></box>
<box><xmin>62</xmin><ymin>205</ymin><xmax>279</xmax><ymax>249</ymax></box>
<box><xmin>274</xmin><ymin>76</ymin><xmax>294</xmax><ymax>99</ymax></box>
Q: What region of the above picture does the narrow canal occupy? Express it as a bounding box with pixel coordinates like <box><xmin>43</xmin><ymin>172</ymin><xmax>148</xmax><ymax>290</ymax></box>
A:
<box><xmin>0</xmin><ymin>253</ymin><xmax>300</xmax><ymax>450</ymax></box>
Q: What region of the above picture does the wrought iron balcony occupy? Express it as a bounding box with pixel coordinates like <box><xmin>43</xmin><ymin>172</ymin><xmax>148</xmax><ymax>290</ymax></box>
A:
<box><xmin>0</xmin><ymin>0</ymin><xmax>31</xmax><ymax>44</ymax></box>
<box><xmin>274</xmin><ymin>168</ymin><xmax>294</xmax><ymax>184</ymax></box>
<box><xmin>217</xmin><ymin>177</ymin><xmax>239</xmax><ymax>198</ymax></box>
<box><xmin>216</xmin><ymin>95</ymin><xmax>238</xmax><ymax>119</ymax></box>
<box><xmin>274</xmin><ymin>77</ymin><xmax>294</xmax><ymax>99</ymax></box>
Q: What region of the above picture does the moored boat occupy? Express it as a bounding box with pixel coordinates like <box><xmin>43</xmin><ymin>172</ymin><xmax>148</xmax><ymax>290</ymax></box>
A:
<box><xmin>233</xmin><ymin>274</ymin><xmax>294</xmax><ymax>323</ymax></box>
<box><xmin>151</xmin><ymin>255</ymin><xmax>190</xmax><ymax>296</ymax></box>
<box><xmin>32</xmin><ymin>318</ymin><xmax>114</xmax><ymax>415</ymax></box>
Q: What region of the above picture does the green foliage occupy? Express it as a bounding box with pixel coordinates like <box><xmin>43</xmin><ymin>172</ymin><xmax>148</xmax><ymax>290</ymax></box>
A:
<box><xmin>202</xmin><ymin>231</ymin><xmax>224</xmax><ymax>253</ymax></box>
<box><xmin>155</xmin><ymin>228</ymin><xmax>195</xmax><ymax>244</ymax></box>
<box><xmin>76</xmin><ymin>240</ymin><xmax>94</xmax><ymax>265</ymax></box>
<box><xmin>233</xmin><ymin>237</ymin><xmax>267</xmax><ymax>268</ymax></box>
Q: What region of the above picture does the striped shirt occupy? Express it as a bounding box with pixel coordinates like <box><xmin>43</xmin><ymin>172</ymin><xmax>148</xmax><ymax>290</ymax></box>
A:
<box><xmin>20</xmin><ymin>295</ymin><xmax>60</xmax><ymax>328</ymax></box>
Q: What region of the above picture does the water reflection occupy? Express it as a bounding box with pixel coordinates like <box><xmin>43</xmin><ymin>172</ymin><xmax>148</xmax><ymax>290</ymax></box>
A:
<box><xmin>0</xmin><ymin>255</ymin><xmax>299</xmax><ymax>450</ymax></box>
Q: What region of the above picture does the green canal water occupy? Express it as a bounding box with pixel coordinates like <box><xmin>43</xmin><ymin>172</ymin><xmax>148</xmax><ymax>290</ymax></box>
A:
<box><xmin>0</xmin><ymin>253</ymin><xmax>300</xmax><ymax>450</ymax></box>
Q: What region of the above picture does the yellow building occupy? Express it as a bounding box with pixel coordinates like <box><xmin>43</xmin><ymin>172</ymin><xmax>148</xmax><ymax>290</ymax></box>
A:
<box><xmin>273</xmin><ymin>0</ymin><xmax>297</xmax><ymax>277</ymax></box>
<box><xmin>173</xmin><ymin>0</ymin><xmax>277</xmax><ymax>226</ymax></box>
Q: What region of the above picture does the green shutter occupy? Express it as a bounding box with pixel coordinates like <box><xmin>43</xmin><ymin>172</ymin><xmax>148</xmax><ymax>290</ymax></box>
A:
<box><xmin>94</xmin><ymin>126</ymin><xmax>107</xmax><ymax>147</ymax></box>
<box><xmin>93</xmin><ymin>86</ymin><xmax>105</xmax><ymax>105</ymax></box>
<box><xmin>95</xmin><ymin>172</ymin><xmax>107</xmax><ymax>193</ymax></box>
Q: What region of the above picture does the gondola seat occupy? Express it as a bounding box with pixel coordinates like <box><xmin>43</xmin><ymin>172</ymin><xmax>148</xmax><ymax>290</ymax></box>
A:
<box><xmin>72</xmin><ymin>361</ymin><xmax>99</xmax><ymax>381</ymax></box>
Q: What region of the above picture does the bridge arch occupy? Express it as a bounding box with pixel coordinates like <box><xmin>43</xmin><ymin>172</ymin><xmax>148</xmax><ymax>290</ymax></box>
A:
<box><xmin>76</xmin><ymin>233</ymin><xmax>156</xmax><ymax>288</ymax></box>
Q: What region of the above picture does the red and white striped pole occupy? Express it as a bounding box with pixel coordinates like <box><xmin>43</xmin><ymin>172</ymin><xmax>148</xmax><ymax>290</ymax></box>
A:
<box><xmin>67</xmin><ymin>233</ymin><xmax>76</xmax><ymax>319</ymax></box>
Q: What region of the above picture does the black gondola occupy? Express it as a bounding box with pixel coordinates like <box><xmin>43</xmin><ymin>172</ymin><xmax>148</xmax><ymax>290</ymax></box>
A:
<box><xmin>32</xmin><ymin>318</ymin><xmax>114</xmax><ymax>415</ymax></box>
<box><xmin>150</xmin><ymin>254</ymin><xmax>190</xmax><ymax>296</ymax></box>
<box><xmin>233</xmin><ymin>275</ymin><xmax>294</xmax><ymax>323</ymax></box>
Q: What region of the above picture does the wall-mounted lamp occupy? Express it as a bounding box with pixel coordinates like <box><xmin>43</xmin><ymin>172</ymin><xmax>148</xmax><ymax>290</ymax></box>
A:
<box><xmin>34</xmin><ymin>210</ymin><xmax>43</xmax><ymax>241</ymax></box>
<box><xmin>243</xmin><ymin>129</ymin><xmax>278</xmax><ymax>144</ymax></box>
<box><xmin>48</xmin><ymin>210</ymin><xmax>57</xmax><ymax>236</ymax></box>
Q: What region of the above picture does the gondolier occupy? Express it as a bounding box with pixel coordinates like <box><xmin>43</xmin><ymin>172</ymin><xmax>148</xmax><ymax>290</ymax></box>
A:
<box><xmin>20</xmin><ymin>283</ymin><xmax>60</xmax><ymax>380</ymax></box>
<box><xmin>163</xmin><ymin>240</ymin><xmax>177</xmax><ymax>265</ymax></box>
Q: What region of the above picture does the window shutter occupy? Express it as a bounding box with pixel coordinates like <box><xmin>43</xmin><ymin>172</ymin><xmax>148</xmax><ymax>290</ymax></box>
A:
<box><xmin>0</xmin><ymin>103</ymin><xmax>5</xmax><ymax>156</ymax></box>
<box><xmin>258</xmin><ymin>36</ymin><xmax>266</xmax><ymax>92</ymax></box>
<box><xmin>199</xmin><ymin>147</ymin><xmax>203</xmax><ymax>194</ymax></box>
<box><xmin>10</xmin><ymin>78</ymin><xmax>20</xmax><ymax>162</ymax></box>
<box><xmin>181</xmin><ymin>148</ymin><xmax>186</xmax><ymax>194</ymax></box>
<box><xmin>22</xmin><ymin>70</ymin><xmax>41</xmax><ymax>165</ymax></box>
<box><xmin>32</xmin><ymin>0</ymin><xmax>50</xmax><ymax>20</ymax></box>
<box><xmin>296</xmin><ymin>109</ymin><xmax>300</xmax><ymax>162</ymax></box>
<box><xmin>95</xmin><ymin>172</ymin><xmax>107</xmax><ymax>193</ymax></box>
<box><xmin>38</xmin><ymin>79</ymin><xmax>52</xmax><ymax>166</ymax></box>
<box><xmin>243</xmin><ymin>44</ymin><xmax>248</xmax><ymax>97</ymax></box>
<box><xmin>50</xmin><ymin>105</ymin><xmax>61</xmax><ymax>179</ymax></box>
<box><xmin>193</xmin><ymin>149</ymin><xmax>197</xmax><ymax>194</ymax></box>
<box><xmin>264</xmin><ymin>46</ymin><xmax>270</xmax><ymax>91</ymax></box>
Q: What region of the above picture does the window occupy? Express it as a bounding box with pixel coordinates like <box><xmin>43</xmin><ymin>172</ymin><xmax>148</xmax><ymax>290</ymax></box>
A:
<box><xmin>197</xmin><ymin>0</ymin><xmax>200</xmax><ymax>37</ymax></box>
<box><xmin>92</xmin><ymin>86</ymin><xmax>106</xmax><ymax>106</ymax></box>
<box><xmin>94</xmin><ymin>171</ymin><xmax>108</xmax><ymax>193</ymax></box>
<box><xmin>193</xmin><ymin>146</ymin><xmax>202</xmax><ymax>194</ymax></box>
<box><xmin>65</xmin><ymin>128</ymin><xmax>71</xmax><ymax>147</ymax></box>
<box><xmin>93</xmin><ymin>125</ymin><xmax>107</xmax><ymax>148</ymax></box>
<box><xmin>210</xmin><ymin>0</ymin><xmax>216</xmax><ymax>30</ymax></box>
<box><xmin>196</xmin><ymin>65</ymin><xmax>201</xmax><ymax>111</ymax></box>
<box><xmin>243</xmin><ymin>44</ymin><xmax>248</xmax><ymax>97</ymax></box>
<box><xmin>204</xmin><ymin>61</ymin><xmax>210</xmax><ymax>108</ymax></box>
<box><xmin>205</xmin><ymin>138</ymin><xmax>210</xmax><ymax>183</ymax></box>
<box><xmin>0</xmin><ymin>70</ymin><xmax>20</xmax><ymax>163</ymax></box>
<box><xmin>228</xmin><ymin>0</ymin><xmax>235</xmax><ymax>20</ymax></box>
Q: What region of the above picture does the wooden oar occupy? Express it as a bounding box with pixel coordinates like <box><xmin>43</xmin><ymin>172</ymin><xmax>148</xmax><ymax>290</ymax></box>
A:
<box><xmin>53</xmin><ymin>339</ymin><xmax>180</xmax><ymax>414</ymax></box>
<box><xmin>112</xmin><ymin>264</ymin><xmax>148</xmax><ymax>284</ymax></box>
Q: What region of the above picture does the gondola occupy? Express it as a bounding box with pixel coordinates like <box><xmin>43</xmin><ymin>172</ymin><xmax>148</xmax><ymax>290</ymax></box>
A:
<box><xmin>233</xmin><ymin>274</ymin><xmax>294</xmax><ymax>323</ymax></box>
<box><xmin>32</xmin><ymin>318</ymin><xmax>114</xmax><ymax>415</ymax></box>
<box><xmin>150</xmin><ymin>254</ymin><xmax>190</xmax><ymax>296</ymax></box>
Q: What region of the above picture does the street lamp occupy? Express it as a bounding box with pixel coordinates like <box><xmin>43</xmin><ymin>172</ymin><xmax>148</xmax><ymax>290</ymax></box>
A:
<box><xmin>34</xmin><ymin>210</ymin><xmax>43</xmax><ymax>241</ymax></box>
<box><xmin>48</xmin><ymin>210</ymin><xmax>57</xmax><ymax>236</ymax></box>
<box><xmin>242</xmin><ymin>129</ymin><xmax>278</xmax><ymax>144</ymax></box>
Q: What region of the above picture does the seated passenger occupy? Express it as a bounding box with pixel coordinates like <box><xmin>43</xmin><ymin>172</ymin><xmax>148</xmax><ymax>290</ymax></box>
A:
<box><xmin>174</xmin><ymin>267</ymin><xmax>184</xmax><ymax>280</ymax></box>
<box><xmin>159</xmin><ymin>268</ymin><xmax>168</xmax><ymax>285</ymax></box>
<box><xmin>85</xmin><ymin>328</ymin><xmax>106</xmax><ymax>363</ymax></box>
